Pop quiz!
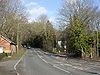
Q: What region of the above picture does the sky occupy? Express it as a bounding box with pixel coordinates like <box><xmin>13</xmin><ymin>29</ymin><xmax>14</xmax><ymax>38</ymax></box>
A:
<box><xmin>21</xmin><ymin>0</ymin><xmax>62</xmax><ymax>24</ymax></box>
<box><xmin>21</xmin><ymin>0</ymin><xmax>100</xmax><ymax>28</ymax></box>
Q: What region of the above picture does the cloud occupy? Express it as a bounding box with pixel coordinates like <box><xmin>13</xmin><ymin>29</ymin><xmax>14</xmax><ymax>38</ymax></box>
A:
<box><xmin>27</xmin><ymin>6</ymin><xmax>48</xmax><ymax>22</ymax></box>
<box><xmin>68</xmin><ymin>0</ymin><xmax>79</xmax><ymax>4</ymax></box>
<box><xmin>49</xmin><ymin>17</ymin><xmax>55</xmax><ymax>22</ymax></box>
<box><xmin>67</xmin><ymin>0</ymin><xmax>74</xmax><ymax>4</ymax></box>
<box><xmin>26</xmin><ymin>2</ymin><xmax>48</xmax><ymax>22</ymax></box>
<box><xmin>20</xmin><ymin>0</ymin><xmax>26</xmax><ymax>3</ymax></box>
<box><xmin>28</xmin><ymin>18</ymin><xmax>33</xmax><ymax>23</ymax></box>
<box><xmin>28</xmin><ymin>6</ymin><xmax>47</xmax><ymax>16</ymax></box>
<box><xmin>26</xmin><ymin>2</ymin><xmax>38</xmax><ymax>6</ymax></box>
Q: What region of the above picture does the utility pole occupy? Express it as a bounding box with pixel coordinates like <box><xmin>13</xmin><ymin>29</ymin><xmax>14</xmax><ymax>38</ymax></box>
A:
<box><xmin>43</xmin><ymin>21</ymin><xmax>47</xmax><ymax>50</ymax></box>
<box><xmin>16</xmin><ymin>15</ymin><xmax>21</xmax><ymax>53</ymax></box>
<box><xmin>17</xmin><ymin>22</ymin><xmax>19</xmax><ymax>53</ymax></box>
<box><xmin>96</xmin><ymin>22</ymin><xmax>99</xmax><ymax>57</ymax></box>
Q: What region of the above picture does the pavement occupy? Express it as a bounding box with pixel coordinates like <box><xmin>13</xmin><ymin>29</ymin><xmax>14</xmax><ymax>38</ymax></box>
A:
<box><xmin>0</xmin><ymin>59</ymin><xmax>18</xmax><ymax>75</ymax></box>
<box><xmin>16</xmin><ymin>48</ymin><xmax>100</xmax><ymax>75</ymax></box>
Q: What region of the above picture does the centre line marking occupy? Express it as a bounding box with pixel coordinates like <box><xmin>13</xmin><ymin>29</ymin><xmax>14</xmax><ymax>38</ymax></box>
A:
<box><xmin>53</xmin><ymin>65</ymin><xmax>70</xmax><ymax>73</ymax></box>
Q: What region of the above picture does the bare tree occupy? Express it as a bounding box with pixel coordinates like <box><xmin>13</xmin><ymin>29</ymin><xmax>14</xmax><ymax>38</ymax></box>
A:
<box><xmin>0</xmin><ymin>0</ymin><xmax>29</xmax><ymax>52</ymax></box>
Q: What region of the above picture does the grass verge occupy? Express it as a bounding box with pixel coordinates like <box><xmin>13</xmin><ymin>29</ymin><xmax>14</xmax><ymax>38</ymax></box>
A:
<box><xmin>0</xmin><ymin>48</ymin><xmax>26</xmax><ymax>61</ymax></box>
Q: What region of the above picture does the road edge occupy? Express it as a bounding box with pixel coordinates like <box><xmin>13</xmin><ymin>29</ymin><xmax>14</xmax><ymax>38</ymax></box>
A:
<box><xmin>14</xmin><ymin>50</ymin><xmax>28</xmax><ymax>75</ymax></box>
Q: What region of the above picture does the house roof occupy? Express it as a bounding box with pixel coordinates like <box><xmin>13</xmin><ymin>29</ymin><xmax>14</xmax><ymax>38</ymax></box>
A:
<box><xmin>0</xmin><ymin>34</ymin><xmax>16</xmax><ymax>45</ymax></box>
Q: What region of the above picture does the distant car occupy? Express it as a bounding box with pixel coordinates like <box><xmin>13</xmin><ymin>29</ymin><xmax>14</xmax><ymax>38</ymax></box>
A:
<box><xmin>27</xmin><ymin>46</ymin><xmax>31</xmax><ymax>49</ymax></box>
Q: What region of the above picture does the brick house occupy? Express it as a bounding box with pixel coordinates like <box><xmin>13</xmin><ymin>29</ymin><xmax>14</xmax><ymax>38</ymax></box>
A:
<box><xmin>0</xmin><ymin>35</ymin><xmax>16</xmax><ymax>55</ymax></box>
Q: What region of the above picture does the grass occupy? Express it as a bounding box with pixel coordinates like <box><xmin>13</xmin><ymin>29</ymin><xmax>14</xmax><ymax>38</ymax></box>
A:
<box><xmin>0</xmin><ymin>48</ymin><xmax>26</xmax><ymax>61</ymax></box>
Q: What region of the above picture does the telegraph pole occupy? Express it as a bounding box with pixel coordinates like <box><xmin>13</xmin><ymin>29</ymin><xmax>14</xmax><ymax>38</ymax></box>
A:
<box><xmin>17</xmin><ymin>23</ymin><xmax>19</xmax><ymax>53</ymax></box>
<box><xmin>16</xmin><ymin>15</ymin><xmax>21</xmax><ymax>53</ymax></box>
<box><xmin>96</xmin><ymin>22</ymin><xmax>99</xmax><ymax>57</ymax></box>
<box><xmin>43</xmin><ymin>21</ymin><xmax>47</xmax><ymax>50</ymax></box>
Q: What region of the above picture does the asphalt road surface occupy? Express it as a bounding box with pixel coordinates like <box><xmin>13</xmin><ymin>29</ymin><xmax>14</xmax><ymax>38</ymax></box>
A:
<box><xmin>17</xmin><ymin>48</ymin><xmax>100</xmax><ymax>75</ymax></box>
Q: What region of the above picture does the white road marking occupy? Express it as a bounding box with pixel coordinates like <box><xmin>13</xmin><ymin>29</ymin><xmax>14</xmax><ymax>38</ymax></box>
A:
<box><xmin>35</xmin><ymin>50</ymin><xmax>71</xmax><ymax>74</ymax></box>
<box><xmin>63</xmin><ymin>63</ymin><xmax>84</xmax><ymax>70</ymax></box>
<box><xmin>35</xmin><ymin>50</ymin><xmax>84</xmax><ymax>72</ymax></box>
<box><xmin>38</xmin><ymin>51</ymin><xmax>44</xmax><ymax>55</ymax></box>
<box><xmin>53</xmin><ymin>65</ymin><xmax>70</xmax><ymax>73</ymax></box>
<box><xmin>60</xmin><ymin>63</ymin><xmax>64</xmax><ymax>66</ymax></box>
<box><xmin>34</xmin><ymin>50</ymin><xmax>49</xmax><ymax>64</ymax></box>
<box><xmin>56</xmin><ymin>62</ymin><xmax>62</xmax><ymax>64</ymax></box>
<box><xmin>40</xmin><ymin>56</ymin><xmax>43</xmax><ymax>59</ymax></box>
<box><xmin>98</xmin><ymin>73</ymin><xmax>100</xmax><ymax>75</ymax></box>
<box><xmin>72</xmin><ymin>63</ymin><xmax>82</xmax><ymax>66</ymax></box>
<box><xmin>42</xmin><ymin>59</ymin><xmax>49</xmax><ymax>63</ymax></box>
<box><xmin>64</xmin><ymin>63</ymin><xmax>72</xmax><ymax>67</ymax></box>
<box><xmin>73</xmin><ymin>66</ymin><xmax>83</xmax><ymax>70</ymax></box>
<box><xmin>14</xmin><ymin>50</ymin><xmax>28</xmax><ymax>75</ymax></box>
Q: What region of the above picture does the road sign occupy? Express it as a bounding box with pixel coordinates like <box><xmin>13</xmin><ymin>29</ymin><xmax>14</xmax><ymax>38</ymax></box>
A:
<box><xmin>4</xmin><ymin>49</ymin><xmax>11</xmax><ymax>53</ymax></box>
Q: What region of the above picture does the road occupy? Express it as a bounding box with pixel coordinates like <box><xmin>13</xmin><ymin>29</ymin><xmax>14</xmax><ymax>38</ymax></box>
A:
<box><xmin>17</xmin><ymin>48</ymin><xmax>100</xmax><ymax>75</ymax></box>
